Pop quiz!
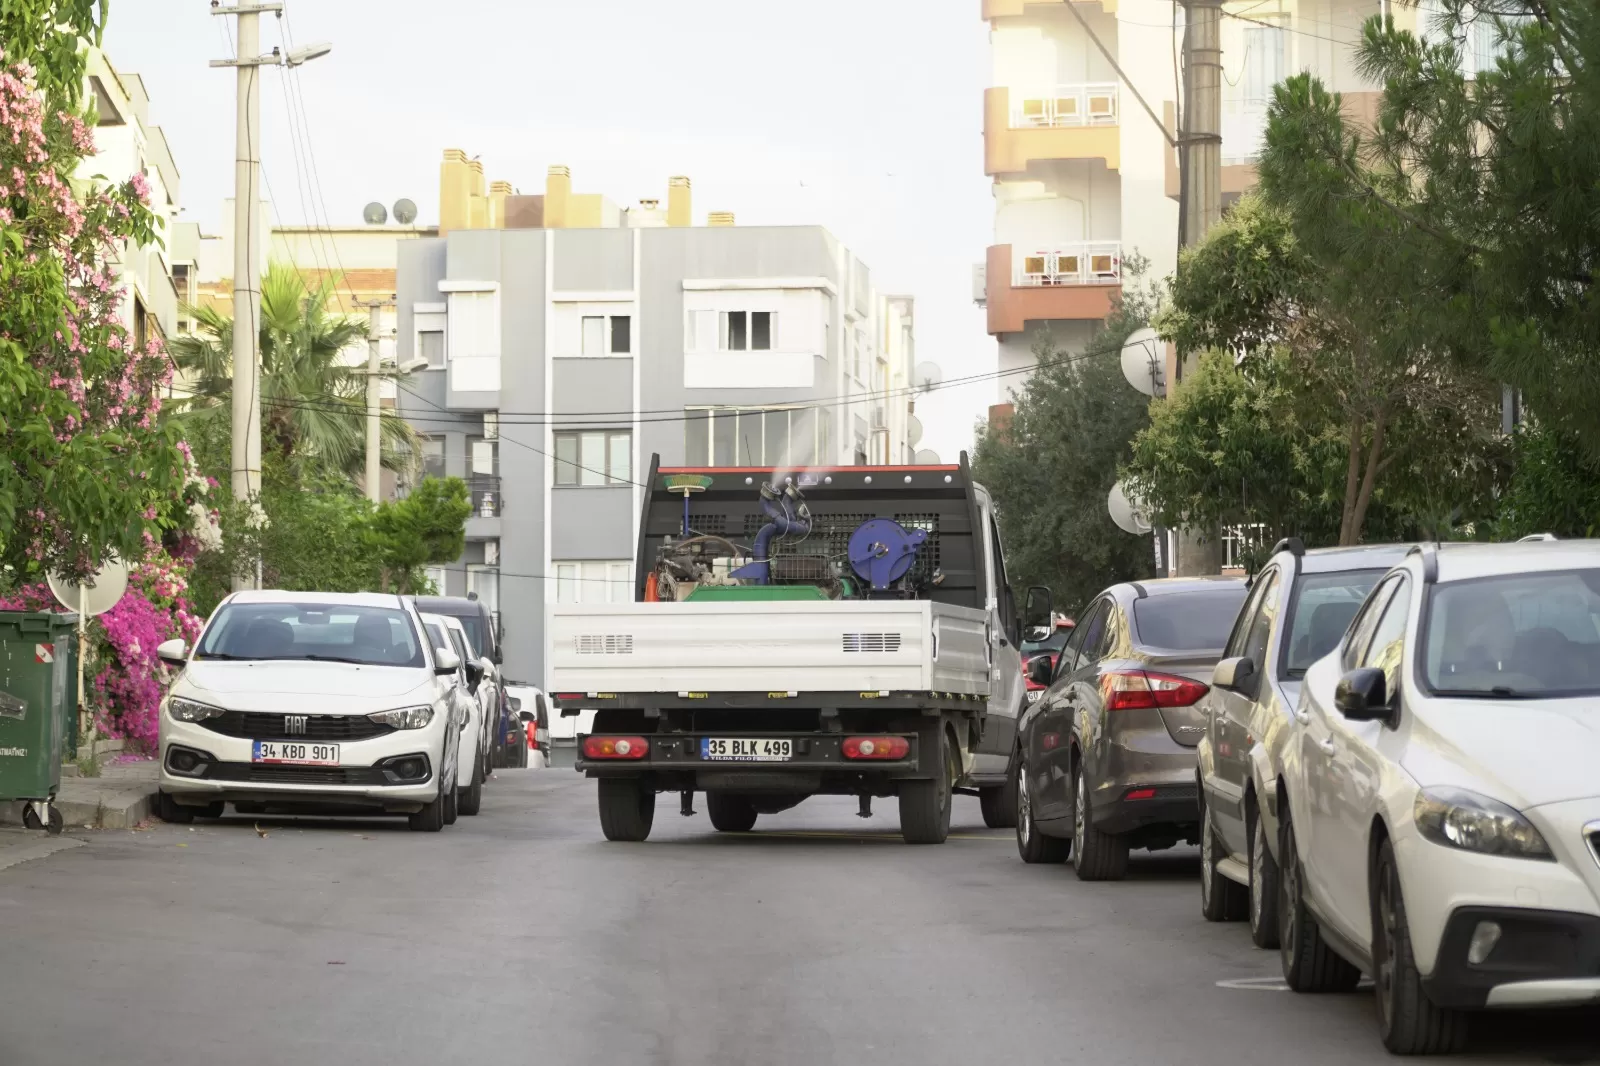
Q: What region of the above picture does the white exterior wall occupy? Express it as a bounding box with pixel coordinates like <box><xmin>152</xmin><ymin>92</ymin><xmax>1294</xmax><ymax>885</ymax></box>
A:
<box><xmin>994</xmin><ymin>160</ymin><xmax>1121</xmax><ymax>253</ymax></box>
<box><xmin>1116</xmin><ymin>0</ymin><xmax>1181</xmax><ymax>288</ymax></box>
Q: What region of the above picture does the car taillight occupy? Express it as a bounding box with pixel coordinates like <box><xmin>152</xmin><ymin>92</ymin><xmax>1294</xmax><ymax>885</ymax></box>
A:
<box><xmin>582</xmin><ymin>735</ymin><xmax>649</xmax><ymax>760</ymax></box>
<box><xmin>1100</xmin><ymin>670</ymin><xmax>1209</xmax><ymax>711</ymax></box>
<box><xmin>841</xmin><ymin>735</ymin><xmax>911</xmax><ymax>760</ymax></box>
<box><xmin>525</xmin><ymin>721</ymin><xmax>539</xmax><ymax>752</ymax></box>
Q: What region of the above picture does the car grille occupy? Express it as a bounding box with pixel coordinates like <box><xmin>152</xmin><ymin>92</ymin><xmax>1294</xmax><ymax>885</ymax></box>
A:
<box><xmin>208</xmin><ymin>763</ymin><xmax>391</xmax><ymax>787</ymax></box>
<box><xmin>199</xmin><ymin>711</ymin><xmax>394</xmax><ymax>742</ymax></box>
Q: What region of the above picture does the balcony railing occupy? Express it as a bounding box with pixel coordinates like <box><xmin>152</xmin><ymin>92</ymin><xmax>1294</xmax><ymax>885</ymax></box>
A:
<box><xmin>1009</xmin><ymin>83</ymin><xmax>1119</xmax><ymax>129</ymax></box>
<box><xmin>1015</xmin><ymin>242</ymin><xmax>1122</xmax><ymax>287</ymax></box>
<box><xmin>468</xmin><ymin>474</ymin><xmax>501</xmax><ymax>518</ymax></box>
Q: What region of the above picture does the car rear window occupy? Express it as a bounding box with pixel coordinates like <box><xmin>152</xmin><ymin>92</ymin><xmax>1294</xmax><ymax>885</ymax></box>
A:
<box><xmin>1132</xmin><ymin>589</ymin><xmax>1247</xmax><ymax>651</ymax></box>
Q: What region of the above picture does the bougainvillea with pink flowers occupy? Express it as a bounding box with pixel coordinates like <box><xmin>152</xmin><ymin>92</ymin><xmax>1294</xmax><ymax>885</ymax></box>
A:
<box><xmin>0</xmin><ymin>41</ymin><xmax>186</xmax><ymax>582</ymax></box>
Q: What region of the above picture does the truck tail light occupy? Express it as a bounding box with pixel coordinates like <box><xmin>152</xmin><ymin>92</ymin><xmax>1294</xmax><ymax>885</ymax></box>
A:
<box><xmin>1100</xmin><ymin>670</ymin><xmax>1209</xmax><ymax>711</ymax></box>
<box><xmin>582</xmin><ymin>735</ymin><xmax>649</xmax><ymax>760</ymax></box>
<box><xmin>842</xmin><ymin>735</ymin><xmax>911</xmax><ymax>760</ymax></box>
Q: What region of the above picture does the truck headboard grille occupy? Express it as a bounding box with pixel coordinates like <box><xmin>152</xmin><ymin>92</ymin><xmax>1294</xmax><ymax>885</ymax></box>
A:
<box><xmin>574</xmin><ymin>634</ymin><xmax>634</xmax><ymax>655</ymax></box>
<box><xmin>842</xmin><ymin>632</ymin><xmax>903</xmax><ymax>653</ymax></box>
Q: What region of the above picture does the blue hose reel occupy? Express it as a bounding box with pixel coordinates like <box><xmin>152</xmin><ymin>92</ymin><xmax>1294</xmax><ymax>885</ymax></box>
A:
<box><xmin>847</xmin><ymin>518</ymin><xmax>927</xmax><ymax>592</ymax></box>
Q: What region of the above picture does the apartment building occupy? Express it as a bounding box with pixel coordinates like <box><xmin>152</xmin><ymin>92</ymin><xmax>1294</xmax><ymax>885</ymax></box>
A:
<box><xmin>395</xmin><ymin>156</ymin><xmax>917</xmax><ymax>684</ymax></box>
<box><xmin>977</xmin><ymin>0</ymin><xmax>1411</xmax><ymax>421</ymax></box>
<box><xmin>81</xmin><ymin>49</ymin><xmax>183</xmax><ymax>347</ymax></box>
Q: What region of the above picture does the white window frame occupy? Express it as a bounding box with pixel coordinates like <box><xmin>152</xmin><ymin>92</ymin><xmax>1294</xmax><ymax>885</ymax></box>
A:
<box><xmin>682</xmin><ymin>406</ymin><xmax>823</xmax><ymax>467</ymax></box>
<box><xmin>554</xmin><ymin>560</ymin><xmax>633</xmax><ymax>604</ymax></box>
<box><xmin>553</xmin><ymin>430</ymin><xmax>632</xmax><ymax>487</ymax></box>
<box><xmin>579</xmin><ymin>313</ymin><xmax>632</xmax><ymax>357</ymax></box>
<box><xmin>466</xmin><ymin>563</ymin><xmax>500</xmax><ymax>619</ymax></box>
<box><xmin>685</xmin><ymin>308</ymin><xmax>777</xmax><ymax>353</ymax></box>
<box><xmin>440</xmin><ymin>283</ymin><xmax>500</xmax><ymax>391</ymax></box>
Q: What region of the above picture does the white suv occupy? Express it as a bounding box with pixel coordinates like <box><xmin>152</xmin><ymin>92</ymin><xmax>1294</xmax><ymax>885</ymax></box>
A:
<box><xmin>155</xmin><ymin>591</ymin><xmax>465</xmax><ymax>832</ymax></box>
<box><xmin>1277</xmin><ymin>541</ymin><xmax>1600</xmax><ymax>1053</ymax></box>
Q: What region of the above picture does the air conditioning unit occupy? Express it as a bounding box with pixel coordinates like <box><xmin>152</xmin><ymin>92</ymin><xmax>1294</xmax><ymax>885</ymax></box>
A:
<box><xmin>482</xmin><ymin>412</ymin><xmax>499</xmax><ymax>440</ymax></box>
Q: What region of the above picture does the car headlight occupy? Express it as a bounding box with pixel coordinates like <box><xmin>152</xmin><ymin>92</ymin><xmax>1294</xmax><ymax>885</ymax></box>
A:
<box><xmin>168</xmin><ymin>697</ymin><xmax>226</xmax><ymax>723</ymax></box>
<box><xmin>368</xmin><ymin>706</ymin><xmax>435</xmax><ymax>730</ymax></box>
<box><xmin>1413</xmin><ymin>786</ymin><xmax>1553</xmax><ymax>861</ymax></box>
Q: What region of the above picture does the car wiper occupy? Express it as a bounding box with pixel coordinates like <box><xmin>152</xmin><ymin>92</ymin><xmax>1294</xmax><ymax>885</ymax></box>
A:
<box><xmin>1429</xmin><ymin>686</ymin><xmax>1535</xmax><ymax>699</ymax></box>
<box><xmin>194</xmin><ymin>653</ymin><xmax>260</xmax><ymax>661</ymax></box>
<box><xmin>296</xmin><ymin>654</ymin><xmax>373</xmax><ymax>665</ymax></box>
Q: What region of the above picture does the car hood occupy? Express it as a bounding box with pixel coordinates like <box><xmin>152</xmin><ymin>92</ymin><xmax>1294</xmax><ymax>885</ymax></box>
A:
<box><xmin>1403</xmin><ymin>699</ymin><xmax>1600</xmax><ymax>810</ymax></box>
<box><xmin>179</xmin><ymin>661</ymin><xmax>434</xmax><ymax>710</ymax></box>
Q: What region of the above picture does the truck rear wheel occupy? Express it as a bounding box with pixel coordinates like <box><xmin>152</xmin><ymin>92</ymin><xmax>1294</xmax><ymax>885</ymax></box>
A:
<box><xmin>707</xmin><ymin>792</ymin><xmax>758</xmax><ymax>832</ymax></box>
<box><xmin>598</xmin><ymin>778</ymin><xmax>655</xmax><ymax>842</ymax></box>
<box><xmin>899</xmin><ymin>730</ymin><xmax>954</xmax><ymax>845</ymax></box>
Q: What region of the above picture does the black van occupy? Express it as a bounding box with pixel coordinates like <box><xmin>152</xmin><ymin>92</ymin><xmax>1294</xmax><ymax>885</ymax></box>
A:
<box><xmin>410</xmin><ymin>596</ymin><xmax>520</xmax><ymax>767</ymax></box>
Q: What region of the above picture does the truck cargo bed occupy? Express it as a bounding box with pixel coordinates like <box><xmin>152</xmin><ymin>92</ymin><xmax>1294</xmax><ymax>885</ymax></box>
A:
<box><xmin>548</xmin><ymin>600</ymin><xmax>989</xmax><ymax>697</ymax></box>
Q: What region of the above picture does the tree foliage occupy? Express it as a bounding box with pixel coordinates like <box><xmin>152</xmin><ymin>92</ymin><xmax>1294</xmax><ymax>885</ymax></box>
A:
<box><xmin>972</xmin><ymin>267</ymin><xmax>1158</xmax><ymax>610</ymax></box>
<box><xmin>0</xmin><ymin>3</ymin><xmax>187</xmax><ymax>581</ymax></box>
<box><xmin>369</xmin><ymin>476</ymin><xmax>471</xmax><ymax>594</ymax></box>
<box><xmin>167</xmin><ymin>264</ymin><xmax>415</xmax><ymax>478</ymax></box>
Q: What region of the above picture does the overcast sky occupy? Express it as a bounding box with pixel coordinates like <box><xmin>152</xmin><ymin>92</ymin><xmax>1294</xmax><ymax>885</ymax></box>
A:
<box><xmin>106</xmin><ymin>0</ymin><xmax>996</xmax><ymax>462</ymax></box>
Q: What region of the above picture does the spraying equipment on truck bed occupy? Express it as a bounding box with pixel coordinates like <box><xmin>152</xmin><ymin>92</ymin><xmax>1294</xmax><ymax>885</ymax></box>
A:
<box><xmin>648</xmin><ymin>477</ymin><xmax>933</xmax><ymax>603</ymax></box>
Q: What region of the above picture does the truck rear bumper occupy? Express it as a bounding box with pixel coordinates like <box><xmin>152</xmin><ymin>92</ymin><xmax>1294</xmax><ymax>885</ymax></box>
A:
<box><xmin>577</xmin><ymin>731</ymin><xmax>931</xmax><ymax>789</ymax></box>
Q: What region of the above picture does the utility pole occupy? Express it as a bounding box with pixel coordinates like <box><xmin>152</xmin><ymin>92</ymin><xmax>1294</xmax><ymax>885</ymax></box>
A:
<box><xmin>212</xmin><ymin>6</ymin><xmax>332</xmax><ymax>588</ymax></box>
<box><xmin>359</xmin><ymin>298</ymin><xmax>392</xmax><ymax>503</ymax></box>
<box><xmin>1174</xmin><ymin>0</ymin><xmax>1226</xmax><ymax>575</ymax></box>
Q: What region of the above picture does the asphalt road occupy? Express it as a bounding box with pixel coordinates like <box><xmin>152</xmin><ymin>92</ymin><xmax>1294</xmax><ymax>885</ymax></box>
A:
<box><xmin>0</xmin><ymin>771</ymin><xmax>1595</xmax><ymax>1066</ymax></box>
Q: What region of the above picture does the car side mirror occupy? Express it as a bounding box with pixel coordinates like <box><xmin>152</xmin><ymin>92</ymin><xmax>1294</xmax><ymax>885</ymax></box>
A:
<box><xmin>464</xmin><ymin>660</ymin><xmax>485</xmax><ymax>685</ymax></box>
<box><xmin>434</xmin><ymin>648</ymin><xmax>461</xmax><ymax>675</ymax></box>
<box><xmin>509</xmin><ymin>696</ymin><xmax>522</xmax><ymax>712</ymax></box>
<box><xmin>492</xmin><ymin>647</ymin><xmax>504</xmax><ymax>665</ymax></box>
<box><xmin>1026</xmin><ymin>655</ymin><xmax>1053</xmax><ymax>687</ymax></box>
<box><xmin>156</xmin><ymin>638</ymin><xmax>189</xmax><ymax>668</ymax></box>
<box><xmin>1212</xmin><ymin>656</ymin><xmax>1256</xmax><ymax>694</ymax></box>
<box><xmin>1335</xmin><ymin>667</ymin><xmax>1394</xmax><ymax>723</ymax></box>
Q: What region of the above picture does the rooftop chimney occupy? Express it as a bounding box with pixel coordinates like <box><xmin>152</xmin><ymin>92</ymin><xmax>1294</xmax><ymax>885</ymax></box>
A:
<box><xmin>667</xmin><ymin>175</ymin><xmax>691</xmax><ymax>228</ymax></box>
<box><xmin>546</xmin><ymin>165</ymin><xmax>571</xmax><ymax>229</ymax></box>
<box><xmin>707</xmin><ymin>211</ymin><xmax>735</xmax><ymax>227</ymax></box>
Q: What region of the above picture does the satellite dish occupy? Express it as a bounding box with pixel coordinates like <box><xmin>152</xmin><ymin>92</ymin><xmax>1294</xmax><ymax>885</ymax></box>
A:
<box><xmin>1119</xmin><ymin>327</ymin><xmax>1166</xmax><ymax>397</ymax></box>
<box><xmin>362</xmin><ymin>201</ymin><xmax>387</xmax><ymax>225</ymax></box>
<box><xmin>914</xmin><ymin>448</ymin><xmax>942</xmax><ymax>465</ymax></box>
<box><xmin>392</xmin><ymin>198</ymin><xmax>418</xmax><ymax>225</ymax></box>
<box><xmin>913</xmin><ymin>361</ymin><xmax>943</xmax><ymax>393</ymax></box>
<box><xmin>48</xmin><ymin>558</ymin><xmax>129</xmax><ymax>617</ymax></box>
<box><xmin>1108</xmin><ymin>481</ymin><xmax>1153</xmax><ymax>535</ymax></box>
<box><xmin>906</xmin><ymin>414</ymin><xmax>923</xmax><ymax>447</ymax></box>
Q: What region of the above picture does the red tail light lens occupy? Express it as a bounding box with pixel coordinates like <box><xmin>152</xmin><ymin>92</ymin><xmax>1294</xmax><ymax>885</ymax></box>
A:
<box><xmin>582</xmin><ymin>735</ymin><xmax>649</xmax><ymax>760</ymax></box>
<box><xmin>554</xmin><ymin>693</ymin><xmax>585</xmax><ymax>702</ymax></box>
<box><xmin>525</xmin><ymin>722</ymin><xmax>540</xmax><ymax>752</ymax></box>
<box><xmin>1124</xmin><ymin>788</ymin><xmax>1157</xmax><ymax>801</ymax></box>
<box><xmin>841</xmin><ymin>735</ymin><xmax>911</xmax><ymax>760</ymax></box>
<box><xmin>1100</xmin><ymin>670</ymin><xmax>1209</xmax><ymax>711</ymax></box>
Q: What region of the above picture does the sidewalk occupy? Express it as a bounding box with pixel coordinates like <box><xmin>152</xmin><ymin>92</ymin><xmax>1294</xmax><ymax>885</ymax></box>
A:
<box><xmin>0</xmin><ymin>758</ymin><xmax>157</xmax><ymax>831</ymax></box>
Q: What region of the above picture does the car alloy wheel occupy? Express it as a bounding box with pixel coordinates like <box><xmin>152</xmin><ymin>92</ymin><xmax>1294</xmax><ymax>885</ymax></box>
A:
<box><xmin>1201</xmin><ymin>809</ymin><xmax>1217</xmax><ymax>911</ymax></box>
<box><xmin>1280</xmin><ymin>824</ymin><xmax>1301</xmax><ymax>970</ymax></box>
<box><xmin>1017</xmin><ymin>762</ymin><xmax>1032</xmax><ymax>847</ymax></box>
<box><xmin>1249</xmin><ymin>813</ymin><xmax>1280</xmax><ymax>949</ymax></box>
<box><xmin>1073</xmin><ymin>766</ymin><xmax>1086</xmax><ymax>855</ymax></box>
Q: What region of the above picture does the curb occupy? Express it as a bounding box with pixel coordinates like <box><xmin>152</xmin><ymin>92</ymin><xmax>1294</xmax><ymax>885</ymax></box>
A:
<box><xmin>0</xmin><ymin>787</ymin><xmax>155</xmax><ymax>830</ymax></box>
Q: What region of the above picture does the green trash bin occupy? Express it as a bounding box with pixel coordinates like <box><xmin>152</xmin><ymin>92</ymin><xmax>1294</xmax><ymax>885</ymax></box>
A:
<box><xmin>0</xmin><ymin>611</ymin><xmax>79</xmax><ymax>834</ymax></box>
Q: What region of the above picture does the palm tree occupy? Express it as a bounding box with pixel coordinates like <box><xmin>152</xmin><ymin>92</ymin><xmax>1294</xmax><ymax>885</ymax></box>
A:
<box><xmin>168</xmin><ymin>264</ymin><xmax>416</xmax><ymax>478</ymax></box>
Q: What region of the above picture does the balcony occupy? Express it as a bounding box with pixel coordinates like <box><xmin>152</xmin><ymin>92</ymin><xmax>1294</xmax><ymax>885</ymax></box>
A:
<box><xmin>985</xmin><ymin>243</ymin><xmax>1121</xmax><ymax>336</ymax></box>
<box><xmin>985</xmin><ymin>85</ymin><xmax>1120</xmax><ymax>176</ymax></box>
<box><xmin>465</xmin><ymin>474</ymin><xmax>501</xmax><ymax>541</ymax></box>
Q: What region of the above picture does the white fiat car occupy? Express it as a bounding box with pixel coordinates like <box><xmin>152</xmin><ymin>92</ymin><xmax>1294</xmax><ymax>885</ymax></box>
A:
<box><xmin>155</xmin><ymin>591</ymin><xmax>464</xmax><ymax>832</ymax></box>
<box><xmin>1277</xmin><ymin>541</ymin><xmax>1600</xmax><ymax>1054</ymax></box>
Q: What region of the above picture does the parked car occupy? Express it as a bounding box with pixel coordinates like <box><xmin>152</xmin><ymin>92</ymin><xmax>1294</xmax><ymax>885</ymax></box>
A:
<box><xmin>1013</xmin><ymin>577</ymin><xmax>1248</xmax><ymax>879</ymax></box>
<box><xmin>153</xmin><ymin>591</ymin><xmax>463</xmax><ymax>832</ymax></box>
<box><xmin>409</xmin><ymin>595</ymin><xmax>514</xmax><ymax>766</ymax></box>
<box><xmin>1021</xmin><ymin>617</ymin><xmax>1074</xmax><ymax>705</ymax></box>
<box><xmin>504</xmin><ymin>684</ymin><xmax>549</xmax><ymax>768</ymax></box>
<box><xmin>420</xmin><ymin>613</ymin><xmax>489</xmax><ymax>816</ymax></box>
<box><xmin>1195</xmin><ymin>539</ymin><xmax>1410</xmax><ymax>945</ymax></box>
<box><xmin>1277</xmin><ymin>541</ymin><xmax>1600</xmax><ymax>1054</ymax></box>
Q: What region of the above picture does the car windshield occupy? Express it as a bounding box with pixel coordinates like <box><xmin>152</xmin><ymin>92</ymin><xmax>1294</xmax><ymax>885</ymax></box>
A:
<box><xmin>1282</xmin><ymin>569</ymin><xmax>1386</xmax><ymax>677</ymax></box>
<box><xmin>1132</xmin><ymin>588</ymin><xmax>1248</xmax><ymax>651</ymax></box>
<box><xmin>196</xmin><ymin>602</ymin><xmax>425</xmax><ymax>668</ymax></box>
<box><xmin>1424</xmin><ymin>569</ymin><xmax>1600</xmax><ymax>698</ymax></box>
<box><xmin>1022</xmin><ymin>628</ymin><xmax>1071</xmax><ymax>656</ymax></box>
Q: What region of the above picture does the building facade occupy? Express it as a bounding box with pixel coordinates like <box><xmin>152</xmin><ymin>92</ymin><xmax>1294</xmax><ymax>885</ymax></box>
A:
<box><xmin>81</xmin><ymin>49</ymin><xmax>183</xmax><ymax>348</ymax></box>
<box><xmin>976</xmin><ymin>0</ymin><xmax>1408</xmax><ymax>420</ymax></box>
<box><xmin>395</xmin><ymin>158</ymin><xmax>915</xmax><ymax>685</ymax></box>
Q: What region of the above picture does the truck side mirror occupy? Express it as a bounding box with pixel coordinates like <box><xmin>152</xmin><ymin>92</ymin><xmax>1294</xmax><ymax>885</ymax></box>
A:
<box><xmin>1024</xmin><ymin>585</ymin><xmax>1053</xmax><ymax>640</ymax></box>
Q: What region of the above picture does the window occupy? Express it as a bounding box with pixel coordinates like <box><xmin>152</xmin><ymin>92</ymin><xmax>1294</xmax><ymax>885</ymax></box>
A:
<box><xmin>688</xmin><ymin>310</ymin><xmax>776</xmax><ymax>352</ymax></box>
<box><xmin>1342</xmin><ymin>575</ymin><xmax>1400</xmax><ymax>671</ymax></box>
<box><xmin>196</xmin><ymin>602</ymin><xmax>424</xmax><ymax>668</ymax></box>
<box><xmin>1281</xmin><ymin>569</ymin><xmax>1386</xmax><ymax>677</ymax></box>
<box><xmin>418</xmin><ymin>437</ymin><xmax>446</xmax><ymax>480</ymax></box>
<box><xmin>1361</xmin><ymin>578</ymin><xmax>1411</xmax><ymax>698</ymax></box>
<box><xmin>1067</xmin><ymin>599</ymin><xmax>1114</xmax><ymax>675</ymax></box>
<box><xmin>466</xmin><ymin>565</ymin><xmax>500</xmax><ymax>621</ymax></box>
<box><xmin>579</xmin><ymin>315</ymin><xmax>631</xmax><ymax>356</ymax></box>
<box><xmin>683</xmin><ymin>407</ymin><xmax>820</xmax><ymax>467</ymax></box>
<box><xmin>1132</xmin><ymin>588</ymin><xmax>1250</xmax><ymax>651</ymax></box>
<box><xmin>468</xmin><ymin>437</ymin><xmax>498</xmax><ymax>477</ymax></box>
<box><xmin>554</xmin><ymin>431</ymin><xmax>631</xmax><ymax>486</ymax></box>
<box><xmin>419</xmin><ymin>330</ymin><xmax>445</xmax><ymax>368</ymax></box>
<box><xmin>1240</xmin><ymin>22</ymin><xmax>1287</xmax><ymax>106</ymax></box>
<box><xmin>449</xmin><ymin>291</ymin><xmax>498</xmax><ymax>359</ymax></box>
<box><xmin>1424</xmin><ymin>570</ymin><xmax>1600</xmax><ymax>698</ymax></box>
<box><xmin>1239</xmin><ymin>570</ymin><xmax>1281</xmax><ymax>686</ymax></box>
<box><xmin>424</xmin><ymin>566</ymin><xmax>448</xmax><ymax>595</ymax></box>
<box><xmin>554</xmin><ymin>561</ymin><xmax>632</xmax><ymax>604</ymax></box>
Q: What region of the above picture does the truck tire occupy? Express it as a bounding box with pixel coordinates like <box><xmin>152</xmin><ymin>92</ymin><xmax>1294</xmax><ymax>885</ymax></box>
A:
<box><xmin>899</xmin><ymin>729</ymin><xmax>954</xmax><ymax>845</ymax></box>
<box><xmin>707</xmin><ymin>793</ymin><xmax>758</xmax><ymax>832</ymax></box>
<box><xmin>598</xmin><ymin>778</ymin><xmax>655</xmax><ymax>842</ymax></box>
<box><xmin>978</xmin><ymin>769</ymin><xmax>1018</xmax><ymax>830</ymax></box>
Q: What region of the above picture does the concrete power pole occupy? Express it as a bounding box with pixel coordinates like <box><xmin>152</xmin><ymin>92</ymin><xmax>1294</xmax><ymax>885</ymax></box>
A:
<box><xmin>360</xmin><ymin>299</ymin><xmax>389</xmax><ymax>503</ymax></box>
<box><xmin>212</xmin><ymin>3</ymin><xmax>280</xmax><ymax>590</ymax></box>
<box><xmin>1175</xmin><ymin>0</ymin><xmax>1226</xmax><ymax>576</ymax></box>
